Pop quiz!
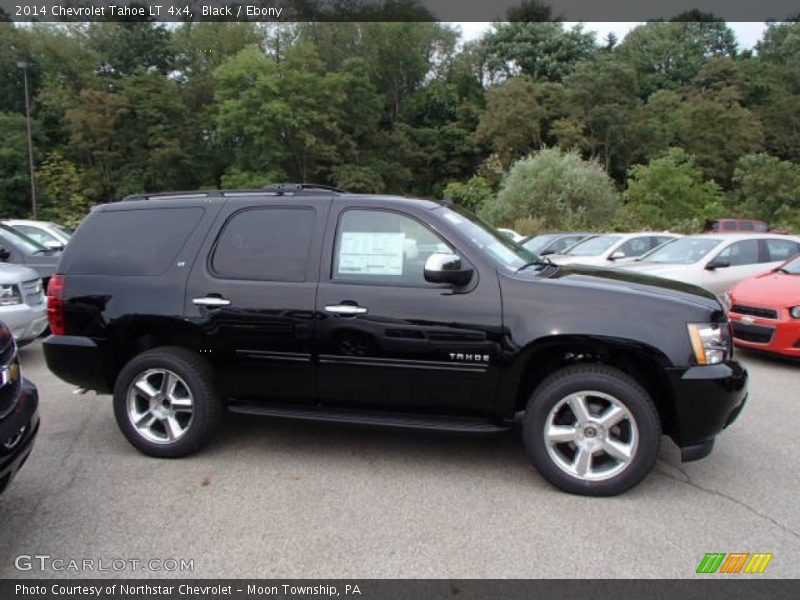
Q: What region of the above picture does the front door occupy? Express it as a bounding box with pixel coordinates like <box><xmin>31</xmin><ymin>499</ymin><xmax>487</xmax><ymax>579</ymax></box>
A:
<box><xmin>184</xmin><ymin>197</ymin><xmax>331</xmax><ymax>403</ymax></box>
<box><xmin>314</xmin><ymin>204</ymin><xmax>503</xmax><ymax>413</ymax></box>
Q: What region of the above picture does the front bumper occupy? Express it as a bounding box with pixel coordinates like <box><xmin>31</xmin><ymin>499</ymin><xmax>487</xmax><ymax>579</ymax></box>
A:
<box><xmin>0</xmin><ymin>378</ymin><xmax>39</xmax><ymax>494</ymax></box>
<box><xmin>729</xmin><ymin>310</ymin><xmax>800</xmax><ymax>358</ymax></box>
<box><xmin>0</xmin><ymin>302</ymin><xmax>48</xmax><ymax>343</ymax></box>
<box><xmin>666</xmin><ymin>361</ymin><xmax>748</xmax><ymax>461</ymax></box>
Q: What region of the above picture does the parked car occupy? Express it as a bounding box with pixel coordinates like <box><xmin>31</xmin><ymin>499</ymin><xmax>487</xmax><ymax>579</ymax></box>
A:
<box><xmin>1</xmin><ymin>219</ymin><xmax>71</xmax><ymax>251</ymax></box>
<box><xmin>521</xmin><ymin>232</ymin><xmax>593</xmax><ymax>256</ymax></box>
<box><xmin>726</xmin><ymin>254</ymin><xmax>800</xmax><ymax>358</ymax></box>
<box><xmin>0</xmin><ymin>320</ymin><xmax>40</xmax><ymax>495</ymax></box>
<box><xmin>703</xmin><ymin>218</ymin><xmax>769</xmax><ymax>233</ymax></box>
<box><xmin>0</xmin><ymin>223</ymin><xmax>61</xmax><ymax>287</ymax></box>
<box><xmin>549</xmin><ymin>232</ymin><xmax>680</xmax><ymax>266</ymax></box>
<box><xmin>43</xmin><ymin>186</ymin><xmax>747</xmax><ymax>496</ymax></box>
<box><xmin>0</xmin><ymin>264</ymin><xmax>47</xmax><ymax>346</ymax></box>
<box><xmin>497</xmin><ymin>228</ymin><xmax>524</xmax><ymax>243</ymax></box>
<box><xmin>621</xmin><ymin>234</ymin><xmax>800</xmax><ymax>296</ymax></box>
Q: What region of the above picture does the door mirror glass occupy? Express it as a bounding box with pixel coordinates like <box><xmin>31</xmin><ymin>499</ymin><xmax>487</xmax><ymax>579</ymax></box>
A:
<box><xmin>424</xmin><ymin>253</ymin><xmax>473</xmax><ymax>286</ymax></box>
<box><xmin>705</xmin><ymin>258</ymin><xmax>730</xmax><ymax>270</ymax></box>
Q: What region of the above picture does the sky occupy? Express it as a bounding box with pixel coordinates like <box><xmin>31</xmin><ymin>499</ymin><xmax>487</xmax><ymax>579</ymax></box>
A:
<box><xmin>456</xmin><ymin>22</ymin><xmax>769</xmax><ymax>49</ymax></box>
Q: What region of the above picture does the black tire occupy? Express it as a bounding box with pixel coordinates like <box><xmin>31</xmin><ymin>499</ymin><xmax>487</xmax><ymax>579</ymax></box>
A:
<box><xmin>113</xmin><ymin>346</ymin><xmax>222</xmax><ymax>458</ymax></box>
<box><xmin>523</xmin><ymin>364</ymin><xmax>661</xmax><ymax>496</ymax></box>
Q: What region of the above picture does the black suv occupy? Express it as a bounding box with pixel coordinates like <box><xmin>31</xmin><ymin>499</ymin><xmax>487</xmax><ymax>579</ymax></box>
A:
<box><xmin>0</xmin><ymin>321</ymin><xmax>40</xmax><ymax>494</ymax></box>
<box><xmin>43</xmin><ymin>186</ymin><xmax>748</xmax><ymax>496</ymax></box>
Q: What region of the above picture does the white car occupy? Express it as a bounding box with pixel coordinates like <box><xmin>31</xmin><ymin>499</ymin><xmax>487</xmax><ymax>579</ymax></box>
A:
<box><xmin>1</xmin><ymin>219</ymin><xmax>71</xmax><ymax>250</ymax></box>
<box><xmin>0</xmin><ymin>263</ymin><xmax>47</xmax><ymax>346</ymax></box>
<box><xmin>620</xmin><ymin>233</ymin><xmax>800</xmax><ymax>295</ymax></box>
<box><xmin>549</xmin><ymin>232</ymin><xmax>680</xmax><ymax>266</ymax></box>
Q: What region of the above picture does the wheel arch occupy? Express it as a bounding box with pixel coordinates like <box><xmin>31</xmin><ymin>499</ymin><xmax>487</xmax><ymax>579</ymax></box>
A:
<box><xmin>504</xmin><ymin>335</ymin><xmax>678</xmax><ymax>438</ymax></box>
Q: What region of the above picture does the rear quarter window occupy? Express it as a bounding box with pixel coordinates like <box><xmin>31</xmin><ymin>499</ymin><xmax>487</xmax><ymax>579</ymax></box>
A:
<box><xmin>61</xmin><ymin>207</ymin><xmax>205</xmax><ymax>276</ymax></box>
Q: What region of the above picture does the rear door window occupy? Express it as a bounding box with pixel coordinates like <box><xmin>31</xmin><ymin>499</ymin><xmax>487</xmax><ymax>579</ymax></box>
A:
<box><xmin>212</xmin><ymin>207</ymin><xmax>316</xmax><ymax>282</ymax></box>
<box><xmin>765</xmin><ymin>239</ymin><xmax>800</xmax><ymax>263</ymax></box>
<box><xmin>63</xmin><ymin>207</ymin><xmax>204</xmax><ymax>275</ymax></box>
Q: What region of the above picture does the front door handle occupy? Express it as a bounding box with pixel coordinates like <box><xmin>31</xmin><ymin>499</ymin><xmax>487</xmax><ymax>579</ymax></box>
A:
<box><xmin>193</xmin><ymin>296</ymin><xmax>231</xmax><ymax>307</ymax></box>
<box><xmin>324</xmin><ymin>304</ymin><xmax>367</xmax><ymax>315</ymax></box>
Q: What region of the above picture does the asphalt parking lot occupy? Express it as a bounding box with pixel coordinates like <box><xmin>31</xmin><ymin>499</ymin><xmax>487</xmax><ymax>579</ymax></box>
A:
<box><xmin>1</xmin><ymin>341</ymin><xmax>798</xmax><ymax>579</ymax></box>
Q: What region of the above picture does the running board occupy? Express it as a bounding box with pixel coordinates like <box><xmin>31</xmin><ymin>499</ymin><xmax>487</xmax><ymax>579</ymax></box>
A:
<box><xmin>227</xmin><ymin>403</ymin><xmax>513</xmax><ymax>433</ymax></box>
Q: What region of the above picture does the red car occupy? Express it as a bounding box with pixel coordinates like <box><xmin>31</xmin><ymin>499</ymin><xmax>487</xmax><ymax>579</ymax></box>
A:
<box><xmin>727</xmin><ymin>254</ymin><xmax>800</xmax><ymax>357</ymax></box>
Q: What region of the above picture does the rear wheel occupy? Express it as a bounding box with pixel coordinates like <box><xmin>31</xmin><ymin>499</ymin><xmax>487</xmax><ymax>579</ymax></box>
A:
<box><xmin>523</xmin><ymin>364</ymin><xmax>661</xmax><ymax>496</ymax></box>
<box><xmin>113</xmin><ymin>347</ymin><xmax>222</xmax><ymax>458</ymax></box>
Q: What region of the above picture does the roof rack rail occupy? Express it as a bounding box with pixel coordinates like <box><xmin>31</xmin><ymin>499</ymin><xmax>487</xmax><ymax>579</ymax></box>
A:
<box><xmin>262</xmin><ymin>183</ymin><xmax>346</xmax><ymax>194</ymax></box>
<box><xmin>121</xmin><ymin>184</ymin><xmax>346</xmax><ymax>202</ymax></box>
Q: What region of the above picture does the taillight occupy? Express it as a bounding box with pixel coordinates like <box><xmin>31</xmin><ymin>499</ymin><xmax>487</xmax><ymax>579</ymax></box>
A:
<box><xmin>47</xmin><ymin>274</ymin><xmax>66</xmax><ymax>335</ymax></box>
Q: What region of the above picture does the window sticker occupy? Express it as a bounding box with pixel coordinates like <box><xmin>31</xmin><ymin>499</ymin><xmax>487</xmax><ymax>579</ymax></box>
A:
<box><xmin>338</xmin><ymin>232</ymin><xmax>405</xmax><ymax>276</ymax></box>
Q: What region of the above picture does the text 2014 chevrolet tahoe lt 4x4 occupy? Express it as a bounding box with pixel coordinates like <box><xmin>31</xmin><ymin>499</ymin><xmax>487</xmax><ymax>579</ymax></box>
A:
<box><xmin>43</xmin><ymin>185</ymin><xmax>748</xmax><ymax>496</ymax></box>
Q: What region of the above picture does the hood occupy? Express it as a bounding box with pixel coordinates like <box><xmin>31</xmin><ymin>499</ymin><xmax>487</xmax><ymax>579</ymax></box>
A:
<box><xmin>550</xmin><ymin>254</ymin><xmax>605</xmax><ymax>266</ymax></box>
<box><xmin>527</xmin><ymin>263</ymin><xmax>721</xmax><ymax>312</ymax></box>
<box><xmin>0</xmin><ymin>263</ymin><xmax>41</xmax><ymax>283</ymax></box>
<box><xmin>619</xmin><ymin>261</ymin><xmax>692</xmax><ymax>275</ymax></box>
<box><xmin>731</xmin><ymin>269</ymin><xmax>800</xmax><ymax>306</ymax></box>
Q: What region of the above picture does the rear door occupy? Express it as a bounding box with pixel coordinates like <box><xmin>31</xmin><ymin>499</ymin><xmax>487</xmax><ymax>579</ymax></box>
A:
<box><xmin>314</xmin><ymin>202</ymin><xmax>503</xmax><ymax>413</ymax></box>
<box><xmin>184</xmin><ymin>196</ymin><xmax>331</xmax><ymax>403</ymax></box>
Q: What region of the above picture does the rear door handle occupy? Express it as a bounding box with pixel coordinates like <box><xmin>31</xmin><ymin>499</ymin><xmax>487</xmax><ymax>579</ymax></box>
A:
<box><xmin>324</xmin><ymin>304</ymin><xmax>367</xmax><ymax>315</ymax></box>
<box><xmin>193</xmin><ymin>296</ymin><xmax>231</xmax><ymax>307</ymax></box>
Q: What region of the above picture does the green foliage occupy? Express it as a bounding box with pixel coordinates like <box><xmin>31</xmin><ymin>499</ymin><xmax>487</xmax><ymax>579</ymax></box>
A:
<box><xmin>480</xmin><ymin>148</ymin><xmax>619</xmax><ymax>230</ymax></box>
<box><xmin>443</xmin><ymin>176</ymin><xmax>494</xmax><ymax>211</ymax></box>
<box><xmin>475</xmin><ymin>78</ymin><xmax>545</xmax><ymax>169</ymax></box>
<box><xmin>731</xmin><ymin>154</ymin><xmax>800</xmax><ymax>231</ymax></box>
<box><xmin>623</xmin><ymin>148</ymin><xmax>724</xmax><ymax>232</ymax></box>
<box><xmin>0</xmin><ymin>19</ymin><xmax>798</xmax><ymax>234</ymax></box>
<box><xmin>36</xmin><ymin>152</ymin><xmax>92</xmax><ymax>228</ymax></box>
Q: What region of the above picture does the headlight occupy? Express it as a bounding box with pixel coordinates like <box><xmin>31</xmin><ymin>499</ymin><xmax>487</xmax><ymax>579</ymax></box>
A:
<box><xmin>790</xmin><ymin>306</ymin><xmax>800</xmax><ymax>319</ymax></box>
<box><xmin>687</xmin><ymin>323</ymin><xmax>729</xmax><ymax>365</ymax></box>
<box><xmin>0</xmin><ymin>284</ymin><xmax>22</xmax><ymax>306</ymax></box>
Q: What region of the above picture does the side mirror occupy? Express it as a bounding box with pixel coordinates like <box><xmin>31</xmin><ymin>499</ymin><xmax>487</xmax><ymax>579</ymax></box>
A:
<box><xmin>0</xmin><ymin>246</ymin><xmax>9</xmax><ymax>261</ymax></box>
<box><xmin>705</xmin><ymin>258</ymin><xmax>730</xmax><ymax>270</ymax></box>
<box><xmin>424</xmin><ymin>253</ymin><xmax>473</xmax><ymax>286</ymax></box>
<box><xmin>540</xmin><ymin>249</ymin><xmax>555</xmax><ymax>256</ymax></box>
<box><xmin>45</xmin><ymin>241</ymin><xmax>64</xmax><ymax>252</ymax></box>
<box><xmin>609</xmin><ymin>251</ymin><xmax>626</xmax><ymax>260</ymax></box>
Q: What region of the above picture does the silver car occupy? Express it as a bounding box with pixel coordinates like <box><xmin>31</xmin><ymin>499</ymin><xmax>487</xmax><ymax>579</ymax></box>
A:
<box><xmin>0</xmin><ymin>263</ymin><xmax>47</xmax><ymax>346</ymax></box>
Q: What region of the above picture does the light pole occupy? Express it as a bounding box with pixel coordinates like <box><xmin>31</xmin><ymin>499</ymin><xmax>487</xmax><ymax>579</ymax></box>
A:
<box><xmin>17</xmin><ymin>61</ymin><xmax>37</xmax><ymax>220</ymax></box>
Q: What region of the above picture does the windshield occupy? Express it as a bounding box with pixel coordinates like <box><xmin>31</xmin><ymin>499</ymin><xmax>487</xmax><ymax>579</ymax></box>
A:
<box><xmin>0</xmin><ymin>223</ymin><xmax>50</xmax><ymax>255</ymax></box>
<box><xmin>14</xmin><ymin>224</ymin><xmax>63</xmax><ymax>247</ymax></box>
<box><xmin>638</xmin><ymin>237</ymin><xmax>722</xmax><ymax>264</ymax></box>
<box><xmin>437</xmin><ymin>206</ymin><xmax>540</xmax><ymax>271</ymax></box>
<box><xmin>779</xmin><ymin>255</ymin><xmax>800</xmax><ymax>274</ymax></box>
<box><xmin>522</xmin><ymin>234</ymin><xmax>558</xmax><ymax>254</ymax></box>
<box><xmin>564</xmin><ymin>235</ymin><xmax>621</xmax><ymax>256</ymax></box>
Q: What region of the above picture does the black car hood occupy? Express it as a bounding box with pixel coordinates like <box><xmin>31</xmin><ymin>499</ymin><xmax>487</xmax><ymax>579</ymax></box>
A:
<box><xmin>522</xmin><ymin>263</ymin><xmax>722</xmax><ymax>313</ymax></box>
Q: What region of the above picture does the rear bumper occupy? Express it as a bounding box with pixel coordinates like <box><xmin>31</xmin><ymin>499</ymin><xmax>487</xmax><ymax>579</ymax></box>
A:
<box><xmin>0</xmin><ymin>379</ymin><xmax>39</xmax><ymax>494</ymax></box>
<box><xmin>43</xmin><ymin>335</ymin><xmax>110</xmax><ymax>393</ymax></box>
<box><xmin>666</xmin><ymin>361</ymin><xmax>748</xmax><ymax>460</ymax></box>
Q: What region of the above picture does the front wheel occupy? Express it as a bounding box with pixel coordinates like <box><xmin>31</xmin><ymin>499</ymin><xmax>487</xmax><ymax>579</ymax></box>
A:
<box><xmin>113</xmin><ymin>347</ymin><xmax>222</xmax><ymax>458</ymax></box>
<box><xmin>523</xmin><ymin>364</ymin><xmax>661</xmax><ymax>496</ymax></box>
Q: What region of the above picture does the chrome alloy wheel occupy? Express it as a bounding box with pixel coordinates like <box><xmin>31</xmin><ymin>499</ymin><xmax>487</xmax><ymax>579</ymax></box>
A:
<box><xmin>126</xmin><ymin>369</ymin><xmax>194</xmax><ymax>444</ymax></box>
<box><xmin>544</xmin><ymin>391</ymin><xmax>639</xmax><ymax>482</ymax></box>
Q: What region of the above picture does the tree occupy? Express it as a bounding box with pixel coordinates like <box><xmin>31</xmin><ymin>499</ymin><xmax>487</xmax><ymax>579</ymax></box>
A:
<box><xmin>480</xmin><ymin>148</ymin><xmax>619</xmax><ymax>229</ymax></box>
<box><xmin>443</xmin><ymin>176</ymin><xmax>494</xmax><ymax>212</ymax></box>
<box><xmin>474</xmin><ymin>78</ymin><xmax>545</xmax><ymax>170</ymax></box>
<box><xmin>623</xmin><ymin>148</ymin><xmax>724</xmax><ymax>231</ymax></box>
<box><xmin>480</xmin><ymin>21</ymin><xmax>596</xmax><ymax>82</ymax></box>
<box><xmin>617</xmin><ymin>21</ymin><xmax>737</xmax><ymax>97</ymax></box>
<box><xmin>731</xmin><ymin>153</ymin><xmax>800</xmax><ymax>230</ymax></box>
<box><xmin>0</xmin><ymin>112</ymin><xmax>31</xmax><ymax>216</ymax></box>
<box><xmin>37</xmin><ymin>152</ymin><xmax>93</xmax><ymax>228</ymax></box>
